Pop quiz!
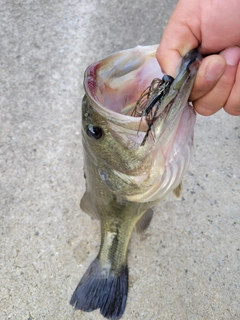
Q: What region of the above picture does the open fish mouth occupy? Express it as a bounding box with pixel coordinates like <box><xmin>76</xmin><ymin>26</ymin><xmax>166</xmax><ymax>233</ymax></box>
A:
<box><xmin>83</xmin><ymin>46</ymin><xmax>202</xmax><ymax>139</ymax></box>
<box><xmin>83</xmin><ymin>45</ymin><xmax>162</xmax><ymax>132</ymax></box>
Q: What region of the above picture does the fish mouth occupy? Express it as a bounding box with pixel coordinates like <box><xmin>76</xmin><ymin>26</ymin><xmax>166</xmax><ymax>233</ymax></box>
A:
<box><xmin>84</xmin><ymin>45</ymin><xmax>161</xmax><ymax>132</ymax></box>
<box><xmin>84</xmin><ymin>46</ymin><xmax>202</xmax><ymax>134</ymax></box>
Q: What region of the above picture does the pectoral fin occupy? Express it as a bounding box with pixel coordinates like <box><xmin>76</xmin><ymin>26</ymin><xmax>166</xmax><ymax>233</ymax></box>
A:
<box><xmin>80</xmin><ymin>191</ymin><xmax>99</xmax><ymax>220</ymax></box>
<box><xmin>135</xmin><ymin>208</ymin><xmax>154</xmax><ymax>233</ymax></box>
<box><xmin>173</xmin><ymin>182</ymin><xmax>182</xmax><ymax>199</ymax></box>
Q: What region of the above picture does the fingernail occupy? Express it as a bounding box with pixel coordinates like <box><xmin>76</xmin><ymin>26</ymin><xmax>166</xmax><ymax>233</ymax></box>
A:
<box><xmin>221</xmin><ymin>47</ymin><xmax>240</xmax><ymax>66</ymax></box>
<box><xmin>205</xmin><ymin>59</ymin><xmax>226</xmax><ymax>81</ymax></box>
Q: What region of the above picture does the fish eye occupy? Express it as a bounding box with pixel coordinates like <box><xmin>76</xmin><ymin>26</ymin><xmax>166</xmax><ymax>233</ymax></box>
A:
<box><xmin>162</xmin><ymin>75</ymin><xmax>174</xmax><ymax>83</ymax></box>
<box><xmin>86</xmin><ymin>124</ymin><xmax>103</xmax><ymax>140</ymax></box>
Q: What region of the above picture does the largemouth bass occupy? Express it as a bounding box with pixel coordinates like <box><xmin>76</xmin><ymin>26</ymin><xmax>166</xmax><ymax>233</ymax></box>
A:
<box><xmin>70</xmin><ymin>45</ymin><xmax>202</xmax><ymax>319</ymax></box>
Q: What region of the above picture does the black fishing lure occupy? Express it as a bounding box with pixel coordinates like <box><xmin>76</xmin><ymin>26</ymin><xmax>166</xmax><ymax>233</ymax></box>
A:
<box><xmin>132</xmin><ymin>75</ymin><xmax>174</xmax><ymax>145</ymax></box>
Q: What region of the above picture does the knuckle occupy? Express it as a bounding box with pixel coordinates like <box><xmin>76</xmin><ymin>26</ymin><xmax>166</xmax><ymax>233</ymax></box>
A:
<box><xmin>224</xmin><ymin>97</ymin><xmax>240</xmax><ymax>116</ymax></box>
<box><xmin>193</xmin><ymin>99</ymin><xmax>220</xmax><ymax>116</ymax></box>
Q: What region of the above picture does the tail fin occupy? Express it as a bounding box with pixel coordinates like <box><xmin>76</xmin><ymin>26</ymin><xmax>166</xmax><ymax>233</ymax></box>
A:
<box><xmin>70</xmin><ymin>258</ymin><xmax>128</xmax><ymax>320</ymax></box>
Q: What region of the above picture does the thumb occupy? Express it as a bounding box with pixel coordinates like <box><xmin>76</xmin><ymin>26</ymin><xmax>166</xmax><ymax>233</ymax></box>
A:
<box><xmin>156</xmin><ymin>1</ymin><xmax>200</xmax><ymax>76</ymax></box>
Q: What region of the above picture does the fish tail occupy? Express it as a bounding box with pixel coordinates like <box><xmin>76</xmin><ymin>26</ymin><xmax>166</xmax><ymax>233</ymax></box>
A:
<box><xmin>70</xmin><ymin>257</ymin><xmax>128</xmax><ymax>320</ymax></box>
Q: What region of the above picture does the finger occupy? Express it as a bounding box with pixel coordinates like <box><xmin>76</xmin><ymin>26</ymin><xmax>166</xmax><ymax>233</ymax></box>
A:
<box><xmin>222</xmin><ymin>47</ymin><xmax>240</xmax><ymax>115</ymax></box>
<box><xmin>193</xmin><ymin>60</ymin><xmax>238</xmax><ymax>116</ymax></box>
<box><xmin>156</xmin><ymin>47</ymin><xmax>181</xmax><ymax>77</ymax></box>
<box><xmin>224</xmin><ymin>65</ymin><xmax>240</xmax><ymax>115</ymax></box>
<box><xmin>190</xmin><ymin>55</ymin><xmax>226</xmax><ymax>101</ymax></box>
<box><xmin>157</xmin><ymin>26</ymin><xmax>199</xmax><ymax>77</ymax></box>
<box><xmin>156</xmin><ymin>1</ymin><xmax>200</xmax><ymax>76</ymax></box>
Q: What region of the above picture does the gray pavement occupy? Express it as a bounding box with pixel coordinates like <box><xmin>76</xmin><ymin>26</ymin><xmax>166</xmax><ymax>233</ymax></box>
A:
<box><xmin>1</xmin><ymin>1</ymin><xmax>240</xmax><ymax>319</ymax></box>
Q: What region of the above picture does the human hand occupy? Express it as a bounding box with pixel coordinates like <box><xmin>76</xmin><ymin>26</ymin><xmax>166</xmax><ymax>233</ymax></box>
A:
<box><xmin>157</xmin><ymin>0</ymin><xmax>240</xmax><ymax>116</ymax></box>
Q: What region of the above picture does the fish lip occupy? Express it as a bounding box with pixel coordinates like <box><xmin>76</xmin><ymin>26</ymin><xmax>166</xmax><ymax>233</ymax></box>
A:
<box><xmin>172</xmin><ymin>49</ymin><xmax>202</xmax><ymax>91</ymax></box>
<box><xmin>154</xmin><ymin>49</ymin><xmax>202</xmax><ymax>119</ymax></box>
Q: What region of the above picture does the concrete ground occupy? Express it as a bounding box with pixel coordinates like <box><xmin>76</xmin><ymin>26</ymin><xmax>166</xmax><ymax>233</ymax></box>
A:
<box><xmin>1</xmin><ymin>1</ymin><xmax>240</xmax><ymax>319</ymax></box>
